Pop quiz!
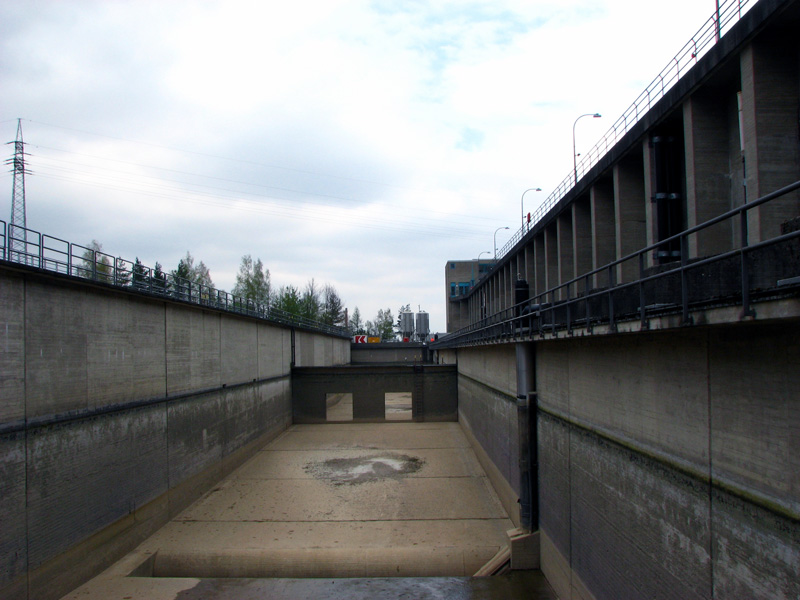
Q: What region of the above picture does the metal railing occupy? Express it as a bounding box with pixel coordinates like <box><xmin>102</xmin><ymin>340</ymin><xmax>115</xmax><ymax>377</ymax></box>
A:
<box><xmin>498</xmin><ymin>0</ymin><xmax>753</xmax><ymax>260</ymax></box>
<box><xmin>436</xmin><ymin>179</ymin><xmax>800</xmax><ymax>348</ymax></box>
<box><xmin>0</xmin><ymin>224</ymin><xmax>351</xmax><ymax>338</ymax></box>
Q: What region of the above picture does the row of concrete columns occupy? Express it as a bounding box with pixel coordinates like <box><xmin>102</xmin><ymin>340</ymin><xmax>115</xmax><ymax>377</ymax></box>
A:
<box><xmin>467</xmin><ymin>37</ymin><xmax>799</xmax><ymax>318</ymax></box>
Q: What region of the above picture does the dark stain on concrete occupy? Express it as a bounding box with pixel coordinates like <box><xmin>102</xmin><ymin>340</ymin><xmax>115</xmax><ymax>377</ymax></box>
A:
<box><xmin>304</xmin><ymin>453</ymin><xmax>425</xmax><ymax>486</ymax></box>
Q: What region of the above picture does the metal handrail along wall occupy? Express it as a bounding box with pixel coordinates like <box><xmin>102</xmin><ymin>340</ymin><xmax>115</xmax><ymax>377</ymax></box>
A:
<box><xmin>0</xmin><ymin>224</ymin><xmax>351</xmax><ymax>338</ymax></box>
<box><xmin>498</xmin><ymin>0</ymin><xmax>753</xmax><ymax>260</ymax></box>
<box><xmin>436</xmin><ymin>179</ymin><xmax>800</xmax><ymax>348</ymax></box>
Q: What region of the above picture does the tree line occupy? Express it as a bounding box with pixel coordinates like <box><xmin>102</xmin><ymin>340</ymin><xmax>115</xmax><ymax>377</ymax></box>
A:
<box><xmin>81</xmin><ymin>241</ymin><xmax>402</xmax><ymax>341</ymax></box>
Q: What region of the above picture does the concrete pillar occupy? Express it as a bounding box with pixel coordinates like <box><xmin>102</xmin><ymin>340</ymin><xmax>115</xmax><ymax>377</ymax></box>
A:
<box><xmin>535</xmin><ymin>233</ymin><xmax>546</xmax><ymax>298</ymax></box>
<box><xmin>545</xmin><ymin>224</ymin><xmax>558</xmax><ymax>298</ymax></box>
<box><xmin>572</xmin><ymin>195</ymin><xmax>593</xmax><ymax>285</ymax></box>
<box><xmin>591</xmin><ymin>178</ymin><xmax>616</xmax><ymax>288</ymax></box>
<box><xmin>500</xmin><ymin>267</ymin><xmax>505</xmax><ymax>312</ymax></box>
<box><xmin>557</xmin><ymin>212</ymin><xmax>574</xmax><ymax>300</ymax></box>
<box><xmin>502</xmin><ymin>264</ymin><xmax>509</xmax><ymax>311</ymax></box>
<box><xmin>469</xmin><ymin>290</ymin><xmax>476</xmax><ymax>323</ymax></box>
<box><xmin>614</xmin><ymin>154</ymin><xmax>647</xmax><ymax>282</ymax></box>
<box><xmin>683</xmin><ymin>91</ymin><xmax>735</xmax><ymax>257</ymax></box>
<box><xmin>740</xmin><ymin>39</ymin><xmax>800</xmax><ymax>242</ymax></box>
<box><xmin>643</xmin><ymin>139</ymin><xmax>657</xmax><ymax>268</ymax></box>
<box><xmin>490</xmin><ymin>274</ymin><xmax>497</xmax><ymax>315</ymax></box>
<box><xmin>524</xmin><ymin>244</ymin><xmax>535</xmax><ymax>297</ymax></box>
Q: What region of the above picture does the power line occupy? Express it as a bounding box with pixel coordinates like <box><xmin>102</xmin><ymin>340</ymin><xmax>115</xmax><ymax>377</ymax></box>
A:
<box><xmin>30</xmin><ymin>166</ymin><xmax>486</xmax><ymax>241</ymax></box>
<box><xmin>28</xmin><ymin>142</ymin><xmax>502</xmax><ymax>228</ymax></box>
<box><xmin>18</xmin><ymin>118</ymin><xmax>512</xmax><ymax>218</ymax></box>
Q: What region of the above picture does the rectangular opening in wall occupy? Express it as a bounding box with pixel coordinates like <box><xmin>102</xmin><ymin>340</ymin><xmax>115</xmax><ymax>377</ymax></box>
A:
<box><xmin>326</xmin><ymin>393</ymin><xmax>353</xmax><ymax>421</ymax></box>
<box><xmin>385</xmin><ymin>392</ymin><xmax>412</xmax><ymax>421</ymax></box>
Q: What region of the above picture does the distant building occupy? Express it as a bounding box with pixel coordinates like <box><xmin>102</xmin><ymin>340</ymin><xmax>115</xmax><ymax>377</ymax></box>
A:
<box><xmin>445</xmin><ymin>259</ymin><xmax>495</xmax><ymax>332</ymax></box>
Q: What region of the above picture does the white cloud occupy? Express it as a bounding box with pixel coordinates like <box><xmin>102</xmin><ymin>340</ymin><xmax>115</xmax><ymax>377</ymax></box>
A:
<box><xmin>1</xmin><ymin>0</ymin><xmax>738</xmax><ymax>332</ymax></box>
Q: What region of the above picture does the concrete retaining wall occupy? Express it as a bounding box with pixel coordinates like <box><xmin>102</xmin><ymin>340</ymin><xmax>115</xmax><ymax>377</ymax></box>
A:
<box><xmin>292</xmin><ymin>364</ymin><xmax>457</xmax><ymax>423</ymax></box>
<box><xmin>350</xmin><ymin>342</ymin><xmax>429</xmax><ymax>364</ymax></box>
<box><xmin>454</xmin><ymin>345</ymin><xmax>521</xmax><ymax>526</ymax></box>
<box><xmin>442</xmin><ymin>319</ymin><xmax>798</xmax><ymax>599</ymax></box>
<box><xmin>0</xmin><ymin>266</ymin><xmax>349</xmax><ymax>600</ymax></box>
<box><xmin>537</xmin><ymin>322</ymin><xmax>800</xmax><ymax>600</ymax></box>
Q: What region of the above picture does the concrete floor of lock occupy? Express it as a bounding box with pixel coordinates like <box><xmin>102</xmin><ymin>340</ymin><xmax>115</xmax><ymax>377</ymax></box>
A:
<box><xmin>62</xmin><ymin>422</ymin><xmax>560</xmax><ymax>599</ymax></box>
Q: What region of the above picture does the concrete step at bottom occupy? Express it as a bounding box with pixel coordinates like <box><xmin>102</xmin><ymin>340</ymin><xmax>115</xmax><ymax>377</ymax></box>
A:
<box><xmin>152</xmin><ymin>545</ymin><xmax>503</xmax><ymax>578</ymax></box>
<box><xmin>150</xmin><ymin>571</ymin><xmax>559</xmax><ymax>600</ymax></box>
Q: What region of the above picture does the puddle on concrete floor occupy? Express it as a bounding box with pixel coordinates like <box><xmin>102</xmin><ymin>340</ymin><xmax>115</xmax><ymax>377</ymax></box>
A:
<box><xmin>304</xmin><ymin>453</ymin><xmax>425</xmax><ymax>486</ymax></box>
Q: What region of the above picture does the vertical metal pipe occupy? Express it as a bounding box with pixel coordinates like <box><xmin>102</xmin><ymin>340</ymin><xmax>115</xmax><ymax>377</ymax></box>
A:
<box><xmin>681</xmin><ymin>234</ymin><xmax>692</xmax><ymax>324</ymax></box>
<box><xmin>639</xmin><ymin>253</ymin><xmax>647</xmax><ymax>328</ymax></box>
<box><xmin>516</xmin><ymin>342</ymin><xmax>535</xmax><ymax>531</ymax></box>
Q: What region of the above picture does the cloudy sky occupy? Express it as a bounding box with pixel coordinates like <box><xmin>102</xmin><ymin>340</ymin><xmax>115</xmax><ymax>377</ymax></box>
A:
<box><xmin>1</xmin><ymin>0</ymin><xmax>739</xmax><ymax>333</ymax></box>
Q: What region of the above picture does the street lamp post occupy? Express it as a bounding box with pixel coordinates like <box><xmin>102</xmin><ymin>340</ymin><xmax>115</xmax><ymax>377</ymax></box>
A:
<box><xmin>478</xmin><ymin>251</ymin><xmax>491</xmax><ymax>260</ymax></box>
<box><xmin>494</xmin><ymin>226</ymin><xmax>510</xmax><ymax>259</ymax></box>
<box><xmin>521</xmin><ymin>187</ymin><xmax>542</xmax><ymax>230</ymax></box>
<box><xmin>573</xmin><ymin>113</ymin><xmax>601</xmax><ymax>185</ymax></box>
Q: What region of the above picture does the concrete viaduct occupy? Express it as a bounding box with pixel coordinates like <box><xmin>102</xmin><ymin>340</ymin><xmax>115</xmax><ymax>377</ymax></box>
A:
<box><xmin>438</xmin><ymin>0</ymin><xmax>799</xmax><ymax>598</ymax></box>
<box><xmin>1</xmin><ymin>1</ymin><xmax>799</xmax><ymax>599</ymax></box>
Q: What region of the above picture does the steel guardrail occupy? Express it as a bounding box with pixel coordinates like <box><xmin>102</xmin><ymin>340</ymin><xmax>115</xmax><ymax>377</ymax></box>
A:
<box><xmin>0</xmin><ymin>223</ymin><xmax>351</xmax><ymax>338</ymax></box>
<box><xmin>436</xmin><ymin>178</ymin><xmax>800</xmax><ymax>348</ymax></box>
<box><xmin>498</xmin><ymin>0</ymin><xmax>753</xmax><ymax>260</ymax></box>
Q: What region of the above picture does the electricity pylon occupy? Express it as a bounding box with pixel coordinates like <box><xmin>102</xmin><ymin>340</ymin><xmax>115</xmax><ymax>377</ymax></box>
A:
<box><xmin>6</xmin><ymin>119</ymin><xmax>31</xmax><ymax>261</ymax></box>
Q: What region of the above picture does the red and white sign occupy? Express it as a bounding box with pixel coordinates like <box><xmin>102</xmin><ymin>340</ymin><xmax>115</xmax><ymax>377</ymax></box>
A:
<box><xmin>353</xmin><ymin>335</ymin><xmax>367</xmax><ymax>343</ymax></box>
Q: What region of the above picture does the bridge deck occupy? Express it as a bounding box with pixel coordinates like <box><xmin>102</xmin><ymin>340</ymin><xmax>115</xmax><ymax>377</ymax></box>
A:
<box><xmin>64</xmin><ymin>422</ymin><xmax>555</xmax><ymax>599</ymax></box>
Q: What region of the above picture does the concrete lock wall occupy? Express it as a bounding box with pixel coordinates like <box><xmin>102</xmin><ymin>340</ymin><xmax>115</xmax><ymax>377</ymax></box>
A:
<box><xmin>292</xmin><ymin>364</ymin><xmax>457</xmax><ymax>423</ymax></box>
<box><xmin>537</xmin><ymin>323</ymin><xmax>800</xmax><ymax>600</ymax></box>
<box><xmin>454</xmin><ymin>344</ymin><xmax>522</xmax><ymax>526</ymax></box>
<box><xmin>0</xmin><ymin>266</ymin><xmax>349</xmax><ymax>600</ymax></box>
<box><xmin>350</xmin><ymin>342</ymin><xmax>428</xmax><ymax>364</ymax></box>
<box><xmin>442</xmin><ymin>318</ymin><xmax>798</xmax><ymax>599</ymax></box>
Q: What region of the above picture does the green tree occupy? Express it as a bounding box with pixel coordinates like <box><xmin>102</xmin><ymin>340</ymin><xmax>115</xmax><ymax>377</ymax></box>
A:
<box><xmin>300</xmin><ymin>278</ymin><xmax>321</xmax><ymax>321</ymax></box>
<box><xmin>80</xmin><ymin>239</ymin><xmax>112</xmax><ymax>282</ymax></box>
<box><xmin>171</xmin><ymin>251</ymin><xmax>214</xmax><ymax>299</ymax></box>
<box><xmin>321</xmin><ymin>283</ymin><xmax>345</xmax><ymax>326</ymax></box>
<box><xmin>132</xmin><ymin>258</ymin><xmax>148</xmax><ymax>289</ymax></box>
<box><xmin>273</xmin><ymin>284</ymin><xmax>302</xmax><ymax>316</ymax></box>
<box><xmin>395</xmin><ymin>303</ymin><xmax>411</xmax><ymax>337</ymax></box>
<box><xmin>152</xmin><ymin>261</ymin><xmax>168</xmax><ymax>293</ymax></box>
<box><xmin>115</xmin><ymin>257</ymin><xmax>131</xmax><ymax>286</ymax></box>
<box><xmin>349</xmin><ymin>306</ymin><xmax>366</xmax><ymax>335</ymax></box>
<box><xmin>369</xmin><ymin>308</ymin><xmax>395</xmax><ymax>341</ymax></box>
<box><xmin>193</xmin><ymin>260</ymin><xmax>213</xmax><ymax>288</ymax></box>
<box><xmin>232</xmin><ymin>254</ymin><xmax>271</xmax><ymax>305</ymax></box>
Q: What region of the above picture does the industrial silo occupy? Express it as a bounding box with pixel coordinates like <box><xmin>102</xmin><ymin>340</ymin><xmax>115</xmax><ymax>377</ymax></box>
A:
<box><xmin>400</xmin><ymin>311</ymin><xmax>415</xmax><ymax>341</ymax></box>
<box><xmin>415</xmin><ymin>311</ymin><xmax>429</xmax><ymax>342</ymax></box>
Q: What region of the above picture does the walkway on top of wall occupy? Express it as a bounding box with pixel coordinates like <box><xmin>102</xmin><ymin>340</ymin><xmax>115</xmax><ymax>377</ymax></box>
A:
<box><xmin>62</xmin><ymin>422</ymin><xmax>555</xmax><ymax>599</ymax></box>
